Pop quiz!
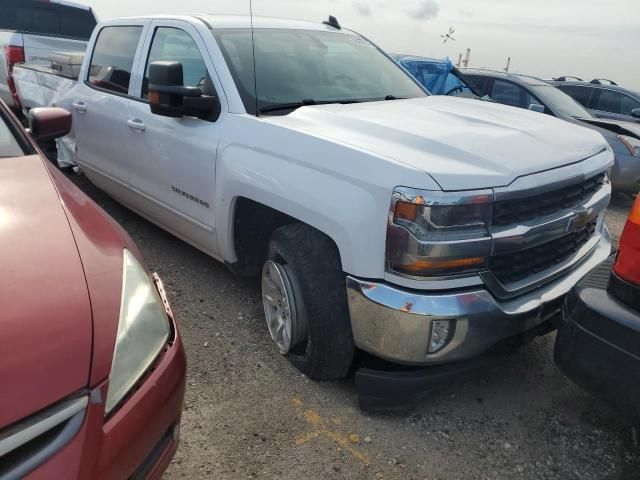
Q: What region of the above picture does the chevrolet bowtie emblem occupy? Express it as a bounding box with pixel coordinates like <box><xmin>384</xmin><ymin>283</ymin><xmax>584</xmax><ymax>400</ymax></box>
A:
<box><xmin>567</xmin><ymin>208</ymin><xmax>593</xmax><ymax>232</ymax></box>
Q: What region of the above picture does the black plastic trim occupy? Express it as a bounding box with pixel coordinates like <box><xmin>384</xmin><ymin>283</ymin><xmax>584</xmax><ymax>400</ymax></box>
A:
<box><xmin>129</xmin><ymin>426</ymin><xmax>174</xmax><ymax>480</ymax></box>
<box><xmin>354</xmin><ymin>337</ymin><xmax>548</xmax><ymax>413</ymax></box>
<box><xmin>609</xmin><ymin>272</ymin><xmax>640</xmax><ymax>313</ymax></box>
<box><xmin>555</xmin><ymin>287</ymin><xmax>640</xmax><ymax>421</ymax></box>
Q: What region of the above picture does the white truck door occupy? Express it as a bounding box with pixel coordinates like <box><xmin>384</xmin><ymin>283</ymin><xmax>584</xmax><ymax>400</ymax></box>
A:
<box><xmin>124</xmin><ymin>21</ymin><xmax>224</xmax><ymax>255</ymax></box>
<box><xmin>72</xmin><ymin>23</ymin><xmax>147</xmax><ymax>198</ymax></box>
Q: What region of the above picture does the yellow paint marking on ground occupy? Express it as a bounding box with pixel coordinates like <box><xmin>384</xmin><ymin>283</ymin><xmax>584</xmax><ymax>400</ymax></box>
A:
<box><xmin>295</xmin><ymin>431</ymin><xmax>321</xmax><ymax>445</ymax></box>
<box><xmin>324</xmin><ymin>430</ymin><xmax>369</xmax><ymax>465</ymax></box>
<box><xmin>291</xmin><ymin>400</ymin><xmax>370</xmax><ymax>466</ymax></box>
<box><xmin>304</xmin><ymin>409</ymin><xmax>322</xmax><ymax>425</ymax></box>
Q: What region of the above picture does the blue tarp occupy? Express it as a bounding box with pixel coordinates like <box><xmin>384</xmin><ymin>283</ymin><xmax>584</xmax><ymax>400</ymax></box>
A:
<box><xmin>395</xmin><ymin>56</ymin><xmax>472</xmax><ymax>96</ymax></box>
<box><xmin>399</xmin><ymin>56</ymin><xmax>454</xmax><ymax>94</ymax></box>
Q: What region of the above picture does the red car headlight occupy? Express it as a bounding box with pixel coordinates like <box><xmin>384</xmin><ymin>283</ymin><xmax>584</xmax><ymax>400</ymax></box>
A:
<box><xmin>105</xmin><ymin>250</ymin><xmax>171</xmax><ymax>415</ymax></box>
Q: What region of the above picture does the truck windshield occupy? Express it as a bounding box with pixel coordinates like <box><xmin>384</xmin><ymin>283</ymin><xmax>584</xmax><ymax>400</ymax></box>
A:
<box><xmin>212</xmin><ymin>29</ymin><xmax>428</xmax><ymax>115</ymax></box>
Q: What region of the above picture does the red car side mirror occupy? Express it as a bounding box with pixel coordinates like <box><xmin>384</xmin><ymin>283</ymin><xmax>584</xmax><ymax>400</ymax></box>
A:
<box><xmin>28</xmin><ymin>107</ymin><xmax>72</xmax><ymax>142</ymax></box>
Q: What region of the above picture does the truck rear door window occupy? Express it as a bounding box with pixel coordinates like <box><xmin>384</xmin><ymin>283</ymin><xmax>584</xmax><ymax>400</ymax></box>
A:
<box><xmin>88</xmin><ymin>26</ymin><xmax>143</xmax><ymax>96</ymax></box>
<box><xmin>0</xmin><ymin>0</ymin><xmax>97</xmax><ymax>40</ymax></box>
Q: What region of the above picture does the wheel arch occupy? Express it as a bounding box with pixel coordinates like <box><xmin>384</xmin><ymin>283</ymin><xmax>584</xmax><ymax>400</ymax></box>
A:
<box><xmin>223</xmin><ymin>194</ymin><xmax>349</xmax><ymax>277</ymax></box>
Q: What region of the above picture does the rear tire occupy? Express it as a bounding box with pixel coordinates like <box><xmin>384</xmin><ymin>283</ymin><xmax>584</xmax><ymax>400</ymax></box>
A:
<box><xmin>262</xmin><ymin>223</ymin><xmax>355</xmax><ymax>380</ymax></box>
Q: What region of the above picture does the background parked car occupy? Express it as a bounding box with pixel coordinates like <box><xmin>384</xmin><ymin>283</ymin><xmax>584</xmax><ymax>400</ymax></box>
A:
<box><xmin>462</xmin><ymin>69</ymin><xmax>640</xmax><ymax>195</ymax></box>
<box><xmin>392</xmin><ymin>55</ymin><xmax>481</xmax><ymax>97</ymax></box>
<box><xmin>0</xmin><ymin>0</ymin><xmax>97</xmax><ymax>110</ymax></box>
<box><xmin>550</xmin><ymin>78</ymin><xmax>640</xmax><ymax>124</ymax></box>
<box><xmin>0</xmin><ymin>100</ymin><xmax>186</xmax><ymax>479</ymax></box>
<box><xmin>555</xmin><ymin>196</ymin><xmax>640</xmax><ymax>421</ymax></box>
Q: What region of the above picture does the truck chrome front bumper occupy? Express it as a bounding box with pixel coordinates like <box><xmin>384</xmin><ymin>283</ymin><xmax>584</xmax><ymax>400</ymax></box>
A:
<box><xmin>346</xmin><ymin>227</ymin><xmax>612</xmax><ymax>366</ymax></box>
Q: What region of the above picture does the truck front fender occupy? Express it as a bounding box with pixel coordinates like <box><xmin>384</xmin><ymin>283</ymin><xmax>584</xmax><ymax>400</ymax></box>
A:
<box><xmin>214</xmin><ymin>116</ymin><xmax>439</xmax><ymax>279</ymax></box>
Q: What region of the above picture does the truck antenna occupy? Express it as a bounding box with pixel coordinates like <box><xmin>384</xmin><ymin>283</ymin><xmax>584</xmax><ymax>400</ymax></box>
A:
<box><xmin>250</xmin><ymin>0</ymin><xmax>259</xmax><ymax>116</ymax></box>
<box><xmin>323</xmin><ymin>15</ymin><xmax>341</xmax><ymax>30</ymax></box>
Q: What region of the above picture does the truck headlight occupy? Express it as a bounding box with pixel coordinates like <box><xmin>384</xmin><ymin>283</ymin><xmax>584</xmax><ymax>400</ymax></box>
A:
<box><xmin>105</xmin><ymin>249</ymin><xmax>171</xmax><ymax>415</ymax></box>
<box><xmin>618</xmin><ymin>135</ymin><xmax>640</xmax><ymax>157</ymax></box>
<box><xmin>386</xmin><ymin>188</ymin><xmax>493</xmax><ymax>277</ymax></box>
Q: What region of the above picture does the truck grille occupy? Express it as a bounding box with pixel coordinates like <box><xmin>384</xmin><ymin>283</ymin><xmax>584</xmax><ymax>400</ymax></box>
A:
<box><xmin>493</xmin><ymin>173</ymin><xmax>606</xmax><ymax>226</ymax></box>
<box><xmin>490</xmin><ymin>220</ymin><xmax>598</xmax><ymax>284</ymax></box>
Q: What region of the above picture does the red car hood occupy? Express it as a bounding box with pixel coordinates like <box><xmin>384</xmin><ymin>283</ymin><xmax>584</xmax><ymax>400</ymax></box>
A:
<box><xmin>0</xmin><ymin>155</ymin><xmax>92</xmax><ymax>429</ymax></box>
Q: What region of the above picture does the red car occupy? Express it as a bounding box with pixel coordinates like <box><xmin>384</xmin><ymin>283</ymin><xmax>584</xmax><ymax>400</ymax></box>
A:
<box><xmin>0</xmin><ymin>102</ymin><xmax>186</xmax><ymax>479</ymax></box>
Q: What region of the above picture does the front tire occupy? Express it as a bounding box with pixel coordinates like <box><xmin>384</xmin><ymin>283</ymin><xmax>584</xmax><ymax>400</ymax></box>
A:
<box><xmin>262</xmin><ymin>224</ymin><xmax>355</xmax><ymax>380</ymax></box>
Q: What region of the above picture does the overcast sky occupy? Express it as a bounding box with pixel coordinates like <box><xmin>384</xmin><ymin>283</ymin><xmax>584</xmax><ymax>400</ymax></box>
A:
<box><xmin>81</xmin><ymin>0</ymin><xmax>640</xmax><ymax>90</ymax></box>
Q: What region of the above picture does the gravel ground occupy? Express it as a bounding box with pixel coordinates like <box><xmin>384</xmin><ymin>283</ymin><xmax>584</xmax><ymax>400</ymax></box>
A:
<box><xmin>72</xmin><ymin>175</ymin><xmax>637</xmax><ymax>480</ymax></box>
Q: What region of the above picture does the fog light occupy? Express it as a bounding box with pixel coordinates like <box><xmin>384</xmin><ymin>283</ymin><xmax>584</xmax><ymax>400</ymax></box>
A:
<box><xmin>429</xmin><ymin>320</ymin><xmax>454</xmax><ymax>354</ymax></box>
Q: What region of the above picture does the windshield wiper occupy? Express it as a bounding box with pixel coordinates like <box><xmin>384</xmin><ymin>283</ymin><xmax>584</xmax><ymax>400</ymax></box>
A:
<box><xmin>383</xmin><ymin>95</ymin><xmax>407</xmax><ymax>100</ymax></box>
<box><xmin>259</xmin><ymin>98</ymin><xmax>362</xmax><ymax>114</ymax></box>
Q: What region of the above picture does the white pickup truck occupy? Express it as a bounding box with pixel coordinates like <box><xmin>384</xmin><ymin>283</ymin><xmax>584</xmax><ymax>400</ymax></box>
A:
<box><xmin>15</xmin><ymin>15</ymin><xmax>614</xmax><ymax>382</ymax></box>
<box><xmin>0</xmin><ymin>0</ymin><xmax>96</xmax><ymax>109</ymax></box>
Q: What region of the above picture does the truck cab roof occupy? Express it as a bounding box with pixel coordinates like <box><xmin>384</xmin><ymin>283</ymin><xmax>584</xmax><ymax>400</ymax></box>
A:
<box><xmin>102</xmin><ymin>14</ymin><xmax>353</xmax><ymax>33</ymax></box>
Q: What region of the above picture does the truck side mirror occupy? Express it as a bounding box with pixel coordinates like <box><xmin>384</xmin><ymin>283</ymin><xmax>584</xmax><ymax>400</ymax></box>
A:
<box><xmin>631</xmin><ymin>108</ymin><xmax>640</xmax><ymax>119</ymax></box>
<box><xmin>528</xmin><ymin>103</ymin><xmax>545</xmax><ymax>114</ymax></box>
<box><xmin>148</xmin><ymin>61</ymin><xmax>219</xmax><ymax>121</ymax></box>
<box><xmin>28</xmin><ymin>107</ymin><xmax>72</xmax><ymax>142</ymax></box>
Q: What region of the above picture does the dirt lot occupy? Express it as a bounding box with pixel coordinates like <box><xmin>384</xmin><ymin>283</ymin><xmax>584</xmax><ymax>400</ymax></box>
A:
<box><xmin>73</xmin><ymin>176</ymin><xmax>637</xmax><ymax>480</ymax></box>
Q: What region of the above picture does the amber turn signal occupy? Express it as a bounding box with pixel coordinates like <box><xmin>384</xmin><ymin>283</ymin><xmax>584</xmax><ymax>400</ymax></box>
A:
<box><xmin>148</xmin><ymin>91</ymin><xmax>160</xmax><ymax>105</ymax></box>
<box><xmin>394</xmin><ymin>198</ymin><xmax>425</xmax><ymax>221</ymax></box>
<box><xmin>396</xmin><ymin>256</ymin><xmax>486</xmax><ymax>275</ymax></box>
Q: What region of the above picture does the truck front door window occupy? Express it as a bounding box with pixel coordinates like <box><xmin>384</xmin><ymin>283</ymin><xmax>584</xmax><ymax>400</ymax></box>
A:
<box><xmin>88</xmin><ymin>26</ymin><xmax>142</xmax><ymax>95</ymax></box>
<box><xmin>142</xmin><ymin>27</ymin><xmax>211</xmax><ymax>99</ymax></box>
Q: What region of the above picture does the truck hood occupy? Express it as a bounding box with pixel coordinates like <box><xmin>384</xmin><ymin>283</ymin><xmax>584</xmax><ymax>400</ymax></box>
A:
<box><xmin>0</xmin><ymin>155</ymin><xmax>92</xmax><ymax>429</ymax></box>
<box><xmin>268</xmin><ymin>96</ymin><xmax>609</xmax><ymax>190</ymax></box>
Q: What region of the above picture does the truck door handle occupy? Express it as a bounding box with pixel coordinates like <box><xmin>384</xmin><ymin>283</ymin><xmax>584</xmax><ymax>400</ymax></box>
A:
<box><xmin>127</xmin><ymin>119</ymin><xmax>146</xmax><ymax>132</ymax></box>
<box><xmin>72</xmin><ymin>101</ymin><xmax>87</xmax><ymax>113</ymax></box>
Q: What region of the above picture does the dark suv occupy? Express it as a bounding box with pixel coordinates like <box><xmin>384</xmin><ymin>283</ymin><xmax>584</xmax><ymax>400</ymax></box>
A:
<box><xmin>550</xmin><ymin>79</ymin><xmax>640</xmax><ymax>124</ymax></box>
<box><xmin>461</xmin><ymin>69</ymin><xmax>640</xmax><ymax>195</ymax></box>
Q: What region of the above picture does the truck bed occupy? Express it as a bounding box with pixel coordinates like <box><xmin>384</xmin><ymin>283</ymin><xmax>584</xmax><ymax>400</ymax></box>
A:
<box><xmin>13</xmin><ymin>63</ymin><xmax>79</xmax><ymax>168</ymax></box>
<box><xmin>13</xmin><ymin>63</ymin><xmax>78</xmax><ymax>111</ymax></box>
